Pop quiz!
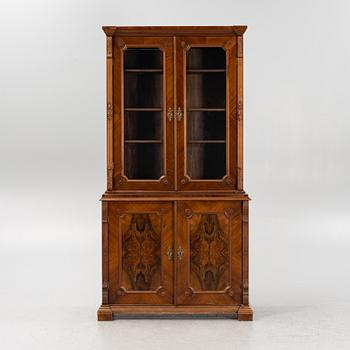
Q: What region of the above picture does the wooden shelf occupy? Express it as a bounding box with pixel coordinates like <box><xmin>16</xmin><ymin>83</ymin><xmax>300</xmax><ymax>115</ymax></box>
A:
<box><xmin>188</xmin><ymin>140</ymin><xmax>226</xmax><ymax>144</ymax></box>
<box><xmin>124</xmin><ymin>108</ymin><xmax>163</xmax><ymax>112</ymax></box>
<box><xmin>187</xmin><ymin>69</ymin><xmax>226</xmax><ymax>73</ymax></box>
<box><xmin>125</xmin><ymin>140</ymin><xmax>162</xmax><ymax>144</ymax></box>
<box><xmin>187</xmin><ymin>108</ymin><xmax>226</xmax><ymax>112</ymax></box>
<box><xmin>124</xmin><ymin>69</ymin><xmax>163</xmax><ymax>73</ymax></box>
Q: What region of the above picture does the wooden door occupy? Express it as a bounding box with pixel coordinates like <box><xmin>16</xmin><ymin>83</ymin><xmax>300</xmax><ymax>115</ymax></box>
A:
<box><xmin>108</xmin><ymin>202</ymin><xmax>173</xmax><ymax>304</ymax></box>
<box><xmin>175</xmin><ymin>36</ymin><xmax>238</xmax><ymax>191</ymax></box>
<box><xmin>176</xmin><ymin>201</ymin><xmax>242</xmax><ymax>305</ymax></box>
<box><xmin>113</xmin><ymin>37</ymin><xmax>174</xmax><ymax>190</ymax></box>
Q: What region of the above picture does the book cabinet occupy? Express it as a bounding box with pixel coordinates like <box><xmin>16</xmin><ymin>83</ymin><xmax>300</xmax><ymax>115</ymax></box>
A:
<box><xmin>98</xmin><ymin>26</ymin><xmax>252</xmax><ymax>321</ymax></box>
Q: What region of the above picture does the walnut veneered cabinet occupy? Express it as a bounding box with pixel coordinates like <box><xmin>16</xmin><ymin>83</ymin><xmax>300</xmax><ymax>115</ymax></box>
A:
<box><xmin>98</xmin><ymin>26</ymin><xmax>252</xmax><ymax>321</ymax></box>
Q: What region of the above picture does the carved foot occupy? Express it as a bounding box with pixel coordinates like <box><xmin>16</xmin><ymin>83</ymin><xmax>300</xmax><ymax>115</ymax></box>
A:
<box><xmin>97</xmin><ymin>305</ymin><xmax>113</xmax><ymax>321</ymax></box>
<box><xmin>237</xmin><ymin>305</ymin><xmax>253</xmax><ymax>321</ymax></box>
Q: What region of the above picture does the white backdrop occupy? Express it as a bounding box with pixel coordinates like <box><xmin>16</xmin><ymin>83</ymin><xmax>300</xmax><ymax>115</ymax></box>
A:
<box><xmin>1</xmin><ymin>0</ymin><xmax>350</xmax><ymax>349</ymax></box>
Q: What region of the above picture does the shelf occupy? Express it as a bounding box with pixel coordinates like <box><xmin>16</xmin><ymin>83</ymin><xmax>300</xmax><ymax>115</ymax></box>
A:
<box><xmin>187</xmin><ymin>108</ymin><xmax>226</xmax><ymax>112</ymax></box>
<box><xmin>187</xmin><ymin>69</ymin><xmax>226</xmax><ymax>73</ymax></box>
<box><xmin>124</xmin><ymin>108</ymin><xmax>163</xmax><ymax>112</ymax></box>
<box><xmin>124</xmin><ymin>69</ymin><xmax>163</xmax><ymax>73</ymax></box>
<box><xmin>188</xmin><ymin>140</ymin><xmax>226</xmax><ymax>144</ymax></box>
<box><xmin>125</xmin><ymin>140</ymin><xmax>162</xmax><ymax>144</ymax></box>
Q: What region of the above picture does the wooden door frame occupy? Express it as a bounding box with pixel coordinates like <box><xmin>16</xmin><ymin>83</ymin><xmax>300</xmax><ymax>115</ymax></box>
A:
<box><xmin>111</xmin><ymin>36</ymin><xmax>175</xmax><ymax>191</ymax></box>
<box><xmin>175</xmin><ymin>36</ymin><xmax>238</xmax><ymax>191</ymax></box>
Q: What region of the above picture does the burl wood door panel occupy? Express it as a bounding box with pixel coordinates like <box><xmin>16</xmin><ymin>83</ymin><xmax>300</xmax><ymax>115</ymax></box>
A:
<box><xmin>108</xmin><ymin>202</ymin><xmax>173</xmax><ymax>304</ymax></box>
<box><xmin>176</xmin><ymin>201</ymin><xmax>242</xmax><ymax>305</ymax></box>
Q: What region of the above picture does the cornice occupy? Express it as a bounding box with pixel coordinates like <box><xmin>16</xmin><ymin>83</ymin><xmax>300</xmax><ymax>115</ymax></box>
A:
<box><xmin>102</xmin><ymin>25</ymin><xmax>247</xmax><ymax>37</ymax></box>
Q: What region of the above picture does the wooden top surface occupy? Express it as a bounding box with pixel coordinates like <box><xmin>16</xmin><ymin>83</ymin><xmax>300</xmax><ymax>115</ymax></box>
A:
<box><xmin>102</xmin><ymin>26</ymin><xmax>247</xmax><ymax>36</ymax></box>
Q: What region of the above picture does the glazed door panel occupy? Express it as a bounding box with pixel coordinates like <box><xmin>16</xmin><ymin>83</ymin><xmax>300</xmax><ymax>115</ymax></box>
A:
<box><xmin>175</xmin><ymin>37</ymin><xmax>238</xmax><ymax>191</ymax></box>
<box><xmin>176</xmin><ymin>201</ymin><xmax>242</xmax><ymax>305</ymax></box>
<box><xmin>113</xmin><ymin>37</ymin><xmax>174</xmax><ymax>190</ymax></box>
<box><xmin>108</xmin><ymin>202</ymin><xmax>173</xmax><ymax>304</ymax></box>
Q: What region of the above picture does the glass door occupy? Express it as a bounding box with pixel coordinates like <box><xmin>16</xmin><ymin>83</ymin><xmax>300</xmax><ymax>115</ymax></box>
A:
<box><xmin>114</xmin><ymin>37</ymin><xmax>174</xmax><ymax>190</ymax></box>
<box><xmin>176</xmin><ymin>37</ymin><xmax>237</xmax><ymax>191</ymax></box>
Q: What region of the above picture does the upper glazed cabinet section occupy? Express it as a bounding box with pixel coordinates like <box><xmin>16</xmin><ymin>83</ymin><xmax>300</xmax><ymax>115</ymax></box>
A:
<box><xmin>103</xmin><ymin>27</ymin><xmax>246</xmax><ymax>192</ymax></box>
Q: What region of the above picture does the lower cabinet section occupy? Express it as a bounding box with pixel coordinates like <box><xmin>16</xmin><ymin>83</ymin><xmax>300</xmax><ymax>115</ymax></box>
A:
<box><xmin>98</xmin><ymin>199</ymin><xmax>252</xmax><ymax>321</ymax></box>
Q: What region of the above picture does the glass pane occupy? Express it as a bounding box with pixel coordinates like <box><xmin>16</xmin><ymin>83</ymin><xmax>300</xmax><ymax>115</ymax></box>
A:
<box><xmin>186</xmin><ymin>47</ymin><xmax>227</xmax><ymax>179</ymax></box>
<box><xmin>124</xmin><ymin>48</ymin><xmax>162</xmax><ymax>69</ymax></box>
<box><xmin>187</xmin><ymin>48</ymin><xmax>226</xmax><ymax>69</ymax></box>
<box><xmin>187</xmin><ymin>111</ymin><xmax>226</xmax><ymax>141</ymax></box>
<box><xmin>123</xmin><ymin>48</ymin><xmax>164</xmax><ymax>179</ymax></box>
<box><xmin>125</xmin><ymin>111</ymin><xmax>162</xmax><ymax>140</ymax></box>
<box><xmin>187</xmin><ymin>144</ymin><xmax>226</xmax><ymax>179</ymax></box>
<box><xmin>186</xmin><ymin>73</ymin><xmax>226</xmax><ymax>108</ymax></box>
<box><xmin>125</xmin><ymin>144</ymin><xmax>163</xmax><ymax>179</ymax></box>
<box><xmin>124</xmin><ymin>72</ymin><xmax>163</xmax><ymax>108</ymax></box>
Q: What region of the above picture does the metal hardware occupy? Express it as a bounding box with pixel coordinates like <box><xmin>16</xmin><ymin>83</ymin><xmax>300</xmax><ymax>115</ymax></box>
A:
<box><xmin>166</xmin><ymin>247</ymin><xmax>173</xmax><ymax>261</ymax></box>
<box><xmin>177</xmin><ymin>246</ymin><xmax>184</xmax><ymax>260</ymax></box>
<box><xmin>177</xmin><ymin>107</ymin><xmax>183</xmax><ymax>121</ymax></box>
<box><xmin>167</xmin><ymin>107</ymin><xmax>173</xmax><ymax>121</ymax></box>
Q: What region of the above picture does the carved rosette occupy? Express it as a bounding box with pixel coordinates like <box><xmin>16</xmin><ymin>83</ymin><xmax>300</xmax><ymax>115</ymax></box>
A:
<box><xmin>156</xmin><ymin>286</ymin><xmax>166</xmax><ymax>297</ymax></box>
<box><xmin>224</xmin><ymin>286</ymin><xmax>234</xmax><ymax>298</ymax></box>
<box><xmin>181</xmin><ymin>41</ymin><xmax>191</xmax><ymax>51</ymax></box>
<box><xmin>117</xmin><ymin>286</ymin><xmax>126</xmax><ymax>296</ymax></box>
<box><xmin>184</xmin><ymin>208</ymin><xmax>193</xmax><ymax>219</ymax></box>
<box><xmin>116</xmin><ymin>175</ymin><xmax>128</xmax><ymax>186</ymax></box>
<box><xmin>160</xmin><ymin>176</ymin><xmax>169</xmax><ymax>186</ymax></box>
<box><xmin>180</xmin><ymin>176</ymin><xmax>190</xmax><ymax>185</ymax></box>
<box><xmin>185</xmin><ymin>287</ymin><xmax>194</xmax><ymax>297</ymax></box>
<box><xmin>223</xmin><ymin>40</ymin><xmax>234</xmax><ymax>50</ymax></box>
<box><xmin>116</xmin><ymin>208</ymin><xmax>126</xmax><ymax>217</ymax></box>
<box><xmin>223</xmin><ymin>175</ymin><xmax>234</xmax><ymax>187</ymax></box>
<box><xmin>116</xmin><ymin>38</ymin><xmax>127</xmax><ymax>50</ymax></box>
<box><xmin>224</xmin><ymin>207</ymin><xmax>234</xmax><ymax>219</ymax></box>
